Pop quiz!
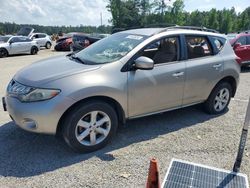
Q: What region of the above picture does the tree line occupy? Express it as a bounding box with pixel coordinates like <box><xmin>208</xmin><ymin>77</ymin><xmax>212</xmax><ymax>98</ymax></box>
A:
<box><xmin>107</xmin><ymin>0</ymin><xmax>250</xmax><ymax>33</ymax></box>
<box><xmin>0</xmin><ymin>22</ymin><xmax>112</xmax><ymax>35</ymax></box>
<box><xmin>0</xmin><ymin>0</ymin><xmax>249</xmax><ymax>35</ymax></box>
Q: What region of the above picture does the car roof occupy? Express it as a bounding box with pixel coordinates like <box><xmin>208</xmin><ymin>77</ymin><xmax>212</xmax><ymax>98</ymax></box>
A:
<box><xmin>121</xmin><ymin>28</ymin><xmax>225</xmax><ymax>38</ymax></box>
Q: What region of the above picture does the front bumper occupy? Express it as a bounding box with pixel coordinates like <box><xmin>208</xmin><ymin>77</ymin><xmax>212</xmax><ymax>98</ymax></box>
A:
<box><xmin>3</xmin><ymin>95</ymin><xmax>76</xmax><ymax>135</ymax></box>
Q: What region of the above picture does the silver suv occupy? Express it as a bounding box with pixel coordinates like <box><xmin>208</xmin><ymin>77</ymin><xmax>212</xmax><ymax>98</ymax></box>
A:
<box><xmin>0</xmin><ymin>35</ymin><xmax>39</xmax><ymax>58</ymax></box>
<box><xmin>30</xmin><ymin>33</ymin><xmax>52</xmax><ymax>49</ymax></box>
<box><xmin>3</xmin><ymin>27</ymin><xmax>240</xmax><ymax>152</ymax></box>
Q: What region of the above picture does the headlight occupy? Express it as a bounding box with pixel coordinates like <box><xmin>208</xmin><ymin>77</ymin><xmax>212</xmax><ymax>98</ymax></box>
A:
<box><xmin>19</xmin><ymin>88</ymin><xmax>60</xmax><ymax>102</ymax></box>
<box><xmin>7</xmin><ymin>80</ymin><xmax>60</xmax><ymax>102</ymax></box>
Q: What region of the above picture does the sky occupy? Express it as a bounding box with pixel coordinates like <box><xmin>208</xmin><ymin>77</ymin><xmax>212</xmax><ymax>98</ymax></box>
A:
<box><xmin>0</xmin><ymin>0</ymin><xmax>249</xmax><ymax>26</ymax></box>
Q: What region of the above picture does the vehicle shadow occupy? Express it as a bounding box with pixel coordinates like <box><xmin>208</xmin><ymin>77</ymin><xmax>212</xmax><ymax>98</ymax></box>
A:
<box><xmin>0</xmin><ymin>105</ymin><xmax>223</xmax><ymax>178</ymax></box>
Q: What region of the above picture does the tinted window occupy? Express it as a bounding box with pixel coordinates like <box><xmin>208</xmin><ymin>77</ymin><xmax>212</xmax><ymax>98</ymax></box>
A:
<box><xmin>10</xmin><ymin>37</ymin><xmax>21</xmax><ymax>43</ymax></box>
<box><xmin>211</xmin><ymin>37</ymin><xmax>226</xmax><ymax>54</ymax></box>
<box><xmin>186</xmin><ymin>36</ymin><xmax>212</xmax><ymax>59</ymax></box>
<box><xmin>74</xmin><ymin>35</ymin><xmax>86</xmax><ymax>41</ymax></box>
<box><xmin>140</xmin><ymin>37</ymin><xmax>179</xmax><ymax>64</ymax></box>
<box><xmin>38</xmin><ymin>34</ymin><xmax>46</xmax><ymax>38</ymax></box>
<box><xmin>246</xmin><ymin>36</ymin><xmax>250</xmax><ymax>45</ymax></box>
<box><xmin>237</xmin><ymin>36</ymin><xmax>246</xmax><ymax>45</ymax></box>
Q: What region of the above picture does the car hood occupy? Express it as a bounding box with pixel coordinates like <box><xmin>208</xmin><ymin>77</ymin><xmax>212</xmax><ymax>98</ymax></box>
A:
<box><xmin>14</xmin><ymin>55</ymin><xmax>101</xmax><ymax>87</ymax></box>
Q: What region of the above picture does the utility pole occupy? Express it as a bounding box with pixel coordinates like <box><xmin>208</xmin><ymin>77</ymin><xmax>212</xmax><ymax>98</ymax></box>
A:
<box><xmin>100</xmin><ymin>12</ymin><xmax>103</xmax><ymax>26</ymax></box>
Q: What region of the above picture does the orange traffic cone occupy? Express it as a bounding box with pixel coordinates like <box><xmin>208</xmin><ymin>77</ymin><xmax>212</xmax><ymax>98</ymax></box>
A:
<box><xmin>146</xmin><ymin>158</ymin><xmax>161</xmax><ymax>188</ymax></box>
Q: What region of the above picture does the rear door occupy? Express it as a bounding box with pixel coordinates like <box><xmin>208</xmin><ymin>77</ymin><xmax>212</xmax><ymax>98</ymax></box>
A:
<box><xmin>38</xmin><ymin>34</ymin><xmax>47</xmax><ymax>46</ymax></box>
<box><xmin>182</xmin><ymin>35</ymin><xmax>224</xmax><ymax>105</ymax></box>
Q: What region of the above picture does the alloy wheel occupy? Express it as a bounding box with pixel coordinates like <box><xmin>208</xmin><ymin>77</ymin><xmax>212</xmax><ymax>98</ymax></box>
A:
<box><xmin>75</xmin><ymin>110</ymin><xmax>111</xmax><ymax>146</ymax></box>
<box><xmin>214</xmin><ymin>88</ymin><xmax>230</xmax><ymax>112</ymax></box>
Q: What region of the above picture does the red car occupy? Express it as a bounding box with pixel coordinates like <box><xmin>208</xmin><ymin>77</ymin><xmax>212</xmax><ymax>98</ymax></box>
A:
<box><xmin>229</xmin><ymin>32</ymin><xmax>250</xmax><ymax>67</ymax></box>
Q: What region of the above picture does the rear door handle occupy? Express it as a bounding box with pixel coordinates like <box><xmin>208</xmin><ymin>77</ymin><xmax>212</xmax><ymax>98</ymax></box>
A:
<box><xmin>172</xmin><ymin>72</ymin><xmax>184</xmax><ymax>77</ymax></box>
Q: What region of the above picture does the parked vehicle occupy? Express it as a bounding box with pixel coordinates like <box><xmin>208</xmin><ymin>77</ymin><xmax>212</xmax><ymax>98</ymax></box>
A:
<box><xmin>30</xmin><ymin>33</ymin><xmax>52</xmax><ymax>49</ymax></box>
<box><xmin>3</xmin><ymin>26</ymin><xmax>240</xmax><ymax>152</ymax></box>
<box><xmin>71</xmin><ymin>33</ymin><xmax>100</xmax><ymax>52</ymax></box>
<box><xmin>0</xmin><ymin>35</ymin><xmax>39</xmax><ymax>58</ymax></box>
<box><xmin>54</xmin><ymin>34</ymin><xmax>72</xmax><ymax>51</ymax></box>
<box><xmin>229</xmin><ymin>32</ymin><xmax>250</xmax><ymax>67</ymax></box>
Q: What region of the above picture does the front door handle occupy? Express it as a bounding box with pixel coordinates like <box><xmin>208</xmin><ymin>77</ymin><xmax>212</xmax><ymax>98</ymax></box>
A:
<box><xmin>172</xmin><ymin>72</ymin><xmax>184</xmax><ymax>77</ymax></box>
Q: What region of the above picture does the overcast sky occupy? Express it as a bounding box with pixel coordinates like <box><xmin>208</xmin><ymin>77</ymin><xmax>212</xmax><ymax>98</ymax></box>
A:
<box><xmin>0</xmin><ymin>0</ymin><xmax>248</xmax><ymax>26</ymax></box>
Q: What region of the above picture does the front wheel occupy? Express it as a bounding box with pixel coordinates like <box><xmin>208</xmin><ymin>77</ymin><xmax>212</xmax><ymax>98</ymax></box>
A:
<box><xmin>30</xmin><ymin>46</ymin><xmax>38</xmax><ymax>55</ymax></box>
<box><xmin>204</xmin><ymin>82</ymin><xmax>232</xmax><ymax>114</ymax></box>
<box><xmin>62</xmin><ymin>101</ymin><xmax>118</xmax><ymax>153</ymax></box>
<box><xmin>0</xmin><ymin>48</ymin><xmax>8</xmax><ymax>58</ymax></box>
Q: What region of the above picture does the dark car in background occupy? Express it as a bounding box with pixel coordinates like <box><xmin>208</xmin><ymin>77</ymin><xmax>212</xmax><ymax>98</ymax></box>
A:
<box><xmin>54</xmin><ymin>34</ymin><xmax>73</xmax><ymax>51</ymax></box>
<box><xmin>71</xmin><ymin>33</ymin><xmax>100</xmax><ymax>52</ymax></box>
<box><xmin>228</xmin><ymin>32</ymin><xmax>250</xmax><ymax>67</ymax></box>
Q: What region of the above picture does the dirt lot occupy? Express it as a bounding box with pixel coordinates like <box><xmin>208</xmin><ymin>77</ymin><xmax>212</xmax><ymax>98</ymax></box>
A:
<box><xmin>0</xmin><ymin>48</ymin><xmax>249</xmax><ymax>187</ymax></box>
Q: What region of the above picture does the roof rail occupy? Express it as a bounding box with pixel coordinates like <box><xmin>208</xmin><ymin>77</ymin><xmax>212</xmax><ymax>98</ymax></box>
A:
<box><xmin>158</xmin><ymin>26</ymin><xmax>219</xmax><ymax>34</ymax></box>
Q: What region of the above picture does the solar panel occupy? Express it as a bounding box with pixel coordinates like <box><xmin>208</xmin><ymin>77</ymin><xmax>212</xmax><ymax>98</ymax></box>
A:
<box><xmin>162</xmin><ymin>159</ymin><xmax>249</xmax><ymax>188</ymax></box>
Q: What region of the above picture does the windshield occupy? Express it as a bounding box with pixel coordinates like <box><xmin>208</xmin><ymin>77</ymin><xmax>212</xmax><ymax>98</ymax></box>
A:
<box><xmin>75</xmin><ymin>32</ymin><xmax>148</xmax><ymax>64</ymax></box>
<box><xmin>0</xmin><ymin>36</ymin><xmax>11</xmax><ymax>43</ymax></box>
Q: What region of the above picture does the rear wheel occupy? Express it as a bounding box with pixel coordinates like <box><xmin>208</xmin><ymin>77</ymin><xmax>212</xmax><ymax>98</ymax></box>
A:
<box><xmin>204</xmin><ymin>82</ymin><xmax>232</xmax><ymax>114</ymax></box>
<box><xmin>30</xmin><ymin>46</ymin><xmax>38</xmax><ymax>55</ymax></box>
<box><xmin>45</xmin><ymin>42</ymin><xmax>51</xmax><ymax>49</ymax></box>
<box><xmin>0</xmin><ymin>48</ymin><xmax>8</xmax><ymax>58</ymax></box>
<box><xmin>62</xmin><ymin>101</ymin><xmax>118</xmax><ymax>153</ymax></box>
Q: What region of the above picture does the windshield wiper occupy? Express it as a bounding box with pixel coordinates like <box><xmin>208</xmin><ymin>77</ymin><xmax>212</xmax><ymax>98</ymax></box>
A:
<box><xmin>69</xmin><ymin>54</ymin><xmax>85</xmax><ymax>64</ymax></box>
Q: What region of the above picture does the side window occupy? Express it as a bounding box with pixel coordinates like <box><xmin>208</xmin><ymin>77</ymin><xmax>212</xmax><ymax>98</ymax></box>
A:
<box><xmin>19</xmin><ymin>37</ymin><xmax>29</xmax><ymax>42</ymax></box>
<box><xmin>140</xmin><ymin>37</ymin><xmax>179</xmax><ymax>64</ymax></box>
<box><xmin>211</xmin><ymin>36</ymin><xmax>226</xmax><ymax>54</ymax></box>
<box><xmin>237</xmin><ymin>36</ymin><xmax>246</xmax><ymax>45</ymax></box>
<box><xmin>38</xmin><ymin>34</ymin><xmax>46</xmax><ymax>38</ymax></box>
<box><xmin>10</xmin><ymin>37</ymin><xmax>21</xmax><ymax>43</ymax></box>
<box><xmin>246</xmin><ymin>36</ymin><xmax>250</xmax><ymax>45</ymax></box>
<box><xmin>186</xmin><ymin>36</ymin><xmax>212</xmax><ymax>59</ymax></box>
<box><xmin>32</xmin><ymin>34</ymin><xmax>38</xmax><ymax>39</ymax></box>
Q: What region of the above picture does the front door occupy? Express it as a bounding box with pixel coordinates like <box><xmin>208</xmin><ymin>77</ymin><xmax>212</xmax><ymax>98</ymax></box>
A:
<box><xmin>128</xmin><ymin>36</ymin><xmax>185</xmax><ymax>117</ymax></box>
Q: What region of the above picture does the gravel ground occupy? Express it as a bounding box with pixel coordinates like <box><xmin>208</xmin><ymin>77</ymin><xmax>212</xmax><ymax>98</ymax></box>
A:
<box><xmin>0</xmin><ymin>49</ymin><xmax>249</xmax><ymax>187</ymax></box>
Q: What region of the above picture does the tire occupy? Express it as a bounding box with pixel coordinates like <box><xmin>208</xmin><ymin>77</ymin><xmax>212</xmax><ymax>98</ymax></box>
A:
<box><xmin>62</xmin><ymin>101</ymin><xmax>118</xmax><ymax>153</ymax></box>
<box><xmin>45</xmin><ymin>42</ymin><xmax>51</xmax><ymax>49</ymax></box>
<box><xmin>0</xmin><ymin>48</ymin><xmax>8</xmax><ymax>58</ymax></box>
<box><xmin>30</xmin><ymin>46</ymin><xmax>38</xmax><ymax>55</ymax></box>
<box><xmin>204</xmin><ymin>82</ymin><xmax>232</xmax><ymax>114</ymax></box>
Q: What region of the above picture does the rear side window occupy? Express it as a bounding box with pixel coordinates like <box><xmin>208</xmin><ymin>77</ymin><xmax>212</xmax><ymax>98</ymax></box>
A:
<box><xmin>237</xmin><ymin>36</ymin><xmax>246</xmax><ymax>45</ymax></box>
<box><xmin>38</xmin><ymin>34</ymin><xmax>46</xmax><ymax>38</ymax></box>
<box><xmin>185</xmin><ymin>36</ymin><xmax>212</xmax><ymax>59</ymax></box>
<box><xmin>210</xmin><ymin>36</ymin><xmax>226</xmax><ymax>54</ymax></box>
<box><xmin>246</xmin><ymin>36</ymin><xmax>250</xmax><ymax>45</ymax></box>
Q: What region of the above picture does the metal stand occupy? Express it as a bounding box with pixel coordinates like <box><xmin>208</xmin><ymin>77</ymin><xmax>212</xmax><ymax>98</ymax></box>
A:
<box><xmin>233</xmin><ymin>97</ymin><xmax>250</xmax><ymax>172</ymax></box>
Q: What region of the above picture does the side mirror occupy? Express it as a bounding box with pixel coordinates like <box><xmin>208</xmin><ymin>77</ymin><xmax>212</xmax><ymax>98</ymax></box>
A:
<box><xmin>134</xmin><ymin>56</ymin><xmax>154</xmax><ymax>70</ymax></box>
<box><xmin>233</xmin><ymin>43</ymin><xmax>241</xmax><ymax>49</ymax></box>
<box><xmin>9</xmin><ymin>41</ymin><xmax>13</xmax><ymax>45</ymax></box>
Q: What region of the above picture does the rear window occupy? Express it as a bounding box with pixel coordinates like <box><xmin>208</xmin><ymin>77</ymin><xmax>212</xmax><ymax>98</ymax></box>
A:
<box><xmin>210</xmin><ymin>36</ymin><xmax>226</xmax><ymax>54</ymax></box>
